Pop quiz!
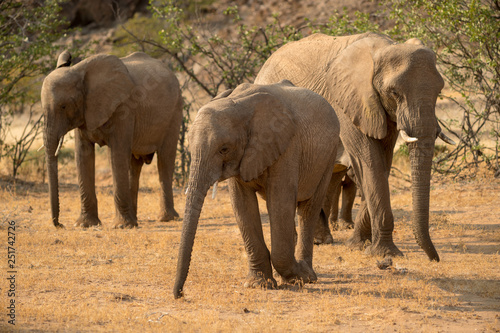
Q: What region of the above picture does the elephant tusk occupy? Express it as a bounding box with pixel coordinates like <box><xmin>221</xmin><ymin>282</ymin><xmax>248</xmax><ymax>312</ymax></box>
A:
<box><xmin>438</xmin><ymin>131</ymin><xmax>457</xmax><ymax>145</ymax></box>
<box><xmin>55</xmin><ymin>136</ymin><xmax>64</xmax><ymax>157</ymax></box>
<box><xmin>400</xmin><ymin>130</ymin><xmax>418</xmax><ymax>143</ymax></box>
<box><xmin>212</xmin><ymin>181</ymin><xmax>218</xmax><ymax>199</ymax></box>
<box><xmin>37</xmin><ymin>144</ymin><xmax>45</xmax><ymax>152</ymax></box>
<box><xmin>184</xmin><ymin>186</ymin><xmax>190</xmax><ymax>195</ymax></box>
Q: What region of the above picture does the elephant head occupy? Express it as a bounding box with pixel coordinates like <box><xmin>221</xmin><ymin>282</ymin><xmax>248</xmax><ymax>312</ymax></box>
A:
<box><xmin>330</xmin><ymin>34</ymin><xmax>452</xmax><ymax>261</ymax></box>
<box><xmin>173</xmin><ymin>83</ymin><xmax>297</xmax><ymax>298</ymax></box>
<box><xmin>41</xmin><ymin>51</ymin><xmax>134</xmax><ymax>227</ymax></box>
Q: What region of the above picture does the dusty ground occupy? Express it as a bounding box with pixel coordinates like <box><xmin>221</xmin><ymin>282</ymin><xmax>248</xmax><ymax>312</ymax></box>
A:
<box><xmin>1</xmin><ymin>1</ymin><xmax>499</xmax><ymax>331</ymax></box>
<box><xmin>0</xmin><ymin>149</ymin><xmax>499</xmax><ymax>332</ymax></box>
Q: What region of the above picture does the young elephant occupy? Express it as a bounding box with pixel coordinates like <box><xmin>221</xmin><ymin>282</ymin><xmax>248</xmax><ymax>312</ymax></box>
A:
<box><xmin>173</xmin><ymin>80</ymin><xmax>340</xmax><ymax>298</ymax></box>
<box><xmin>41</xmin><ymin>51</ymin><xmax>183</xmax><ymax>228</ymax></box>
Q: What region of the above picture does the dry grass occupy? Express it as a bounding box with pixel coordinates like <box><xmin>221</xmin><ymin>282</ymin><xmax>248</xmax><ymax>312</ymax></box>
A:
<box><xmin>1</xmin><ymin>150</ymin><xmax>499</xmax><ymax>332</ymax></box>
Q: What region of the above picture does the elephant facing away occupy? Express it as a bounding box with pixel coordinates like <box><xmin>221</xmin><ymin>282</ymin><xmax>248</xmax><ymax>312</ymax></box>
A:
<box><xmin>256</xmin><ymin>33</ymin><xmax>456</xmax><ymax>261</ymax></box>
<box><xmin>173</xmin><ymin>80</ymin><xmax>341</xmax><ymax>298</ymax></box>
<box><xmin>41</xmin><ymin>51</ymin><xmax>183</xmax><ymax>228</ymax></box>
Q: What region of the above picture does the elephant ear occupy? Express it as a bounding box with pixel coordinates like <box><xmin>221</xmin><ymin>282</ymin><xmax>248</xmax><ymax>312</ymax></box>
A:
<box><xmin>239</xmin><ymin>92</ymin><xmax>297</xmax><ymax>182</ymax></box>
<box><xmin>56</xmin><ymin>50</ymin><xmax>72</xmax><ymax>68</ymax></box>
<box><xmin>405</xmin><ymin>38</ymin><xmax>425</xmax><ymax>46</ymax></box>
<box><xmin>331</xmin><ymin>37</ymin><xmax>388</xmax><ymax>139</ymax></box>
<box><xmin>79</xmin><ymin>54</ymin><xmax>134</xmax><ymax>131</ymax></box>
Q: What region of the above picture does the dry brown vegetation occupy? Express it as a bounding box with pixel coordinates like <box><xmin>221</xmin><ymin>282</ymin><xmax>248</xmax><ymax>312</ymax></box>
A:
<box><xmin>1</xmin><ymin>1</ymin><xmax>499</xmax><ymax>331</ymax></box>
<box><xmin>1</xmin><ymin>148</ymin><xmax>499</xmax><ymax>332</ymax></box>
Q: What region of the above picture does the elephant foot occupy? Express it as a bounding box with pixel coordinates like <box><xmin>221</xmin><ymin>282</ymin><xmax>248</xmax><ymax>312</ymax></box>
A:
<box><xmin>243</xmin><ymin>271</ymin><xmax>277</xmax><ymax>289</ymax></box>
<box><xmin>314</xmin><ymin>232</ymin><xmax>334</xmax><ymax>245</ymax></box>
<box><xmin>278</xmin><ymin>260</ymin><xmax>317</xmax><ymax>285</ymax></box>
<box><xmin>330</xmin><ymin>218</ymin><xmax>354</xmax><ymax>231</ymax></box>
<box><xmin>346</xmin><ymin>230</ymin><xmax>371</xmax><ymax>250</ymax></box>
<box><xmin>314</xmin><ymin>218</ymin><xmax>334</xmax><ymax>245</ymax></box>
<box><xmin>365</xmin><ymin>242</ymin><xmax>404</xmax><ymax>258</ymax></box>
<box><xmin>158</xmin><ymin>209</ymin><xmax>179</xmax><ymax>222</ymax></box>
<box><xmin>113</xmin><ymin>216</ymin><xmax>138</xmax><ymax>229</ymax></box>
<box><xmin>75</xmin><ymin>215</ymin><xmax>101</xmax><ymax>228</ymax></box>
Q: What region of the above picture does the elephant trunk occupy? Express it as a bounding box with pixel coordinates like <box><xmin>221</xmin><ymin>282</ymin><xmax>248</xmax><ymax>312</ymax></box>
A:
<box><xmin>44</xmin><ymin>119</ymin><xmax>64</xmax><ymax>228</ymax></box>
<box><xmin>408</xmin><ymin>139</ymin><xmax>439</xmax><ymax>261</ymax></box>
<box><xmin>46</xmin><ymin>152</ymin><xmax>61</xmax><ymax>228</ymax></box>
<box><xmin>173</xmin><ymin>164</ymin><xmax>212</xmax><ymax>298</ymax></box>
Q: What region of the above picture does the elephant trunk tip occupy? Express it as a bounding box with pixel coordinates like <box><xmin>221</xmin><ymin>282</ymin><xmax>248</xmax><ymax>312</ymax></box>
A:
<box><xmin>426</xmin><ymin>248</ymin><xmax>440</xmax><ymax>262</ymax></box>
<box><xmin>53</xmin><ymin>220</ymin><xmax>65</xmax><ymax>229</ymax></box>
<box><xmin>173</xmin><ymin>283</ymin><xmax>184</xmax><ymax>299</ymax></box>
<box><xmin>414</xmin><ymin>231</ymin><xmax>440</xmax><ymax>262</ymax></box>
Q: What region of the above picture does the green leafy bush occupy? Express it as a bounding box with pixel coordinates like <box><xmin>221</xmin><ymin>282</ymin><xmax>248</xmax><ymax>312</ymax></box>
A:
<box><xmin>384</xmin><ymin>0</ymin><xmax>500</xmax><ymax>177</ymax></box>
<box><xmin>0</xmin><ymin>0</ymin><xmax>81</xmax><ymax>178</ymax></box>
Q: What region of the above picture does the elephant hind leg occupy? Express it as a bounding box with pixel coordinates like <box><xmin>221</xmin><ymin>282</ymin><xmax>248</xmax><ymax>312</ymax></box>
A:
<box><xmin>338</xmin><ymin>175</ymin><xmax>356</xmax><ymax>230</ymax></box>
<box><xmin>129</xmin><ymin>155</ymin><xmax>144</xmax><ymax>217</ymax></box>
<box><xmin>157</xmin><ymin>138</ymin><xmax>179</xmax><ymax>221</ymax></box>
<box><xmin>314</xmin><ymin>209</ymin><xmax>334</xmax><ymax>245</ymax></box>
<box><xmin>297</xmin><ymin>166</ymin><xmax>335</xmax><ymax>265</ymax></box>
<box><xmin>263</xmin><ymin>175</ymin><xmax>312</xmax><ymax>285</ymax></box>
<box><xmin>268</xmin><ymin>169</ymin><xmax>332</xmax><ymax>283</ymax></box>
<box><xmin>317</xmin><ymin>169</ymin><xmax>346</xmax><ymax>242</ymax></box>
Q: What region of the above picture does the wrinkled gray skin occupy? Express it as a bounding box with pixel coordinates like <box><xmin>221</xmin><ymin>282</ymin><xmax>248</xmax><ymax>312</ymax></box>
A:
<box><xmin>256</xmin><ymin>33</ymin><xmax>455</xmax><ymax>261</ymax></box>
<box><xmin>174</xmin><ymin>80</ymin><xmax>340</xmax><ymax>298</ymax></box>
<box><xmin>320</xmin><ymin>145</ymin><xmax>358</xmax><ymax>235</ymax></box>
<box><xmin>41</xmin><ymin>51</ymin><xmax>183</xmax><ymax>228</ymax></box>
<box><xmin>327</xmin><ymin>171</ymin><xmax>357</xmax><ymax>231</ymax></box>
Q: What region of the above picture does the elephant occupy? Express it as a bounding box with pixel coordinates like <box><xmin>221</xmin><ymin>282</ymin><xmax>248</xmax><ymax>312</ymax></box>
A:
<box><xmin>41</xmin><ymin>51</ymin><xmax>183</xmax><ymax>228</ymax></box>
<box><xmin>255</xmin><ymin>32</ymin><xmax>456</xmax><ymax>261</ymax></box>
<box><xmin>173</xmin><ymin>80</ymin><xmax>341</xmax><ymax>298</ymax></box>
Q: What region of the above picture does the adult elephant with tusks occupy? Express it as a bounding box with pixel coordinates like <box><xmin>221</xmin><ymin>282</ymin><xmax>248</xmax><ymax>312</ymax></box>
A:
<box><xmin>173</xmin><ymin>80</ymin><xmax>341</xmax><ymax>299</ymax></box>
<box><xmin>41</xmin><ymin>51</ymin><xmax>183</xmax><ymax>229</ymax></box>
<box><xmin>255</xmin><ymin>32</ymin><xmax>457</xmax><ymax>261</ymax></box>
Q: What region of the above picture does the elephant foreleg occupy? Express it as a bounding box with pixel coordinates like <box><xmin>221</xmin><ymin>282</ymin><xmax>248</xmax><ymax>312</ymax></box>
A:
<box><xmin>74</xmin><ymin>129</ymin><xmax>101</xmax><ymax>228</ymax></box>
<box><xmin>228</xmin><ymin>178</ymin><xmax>275</xmax><ymax>289</ymax></box>
<box><xmin>346</xmin><ymin>156</ymin><xmax>402</xmax><ymax>258</ymax></box>
<box><xmin>338</xmin><ymin>111</ymin><xmax>402</xmax><ymax>257</ymax></box>
<box><xmin>346</xmin><ymin>198</ymin><xmax>371</xmax><ymax>249</ymax></box>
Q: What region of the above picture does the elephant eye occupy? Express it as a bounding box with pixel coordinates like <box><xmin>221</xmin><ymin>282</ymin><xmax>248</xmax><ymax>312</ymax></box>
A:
<box><xmin>219</xmin><ymin>147</ymin><xmax>230</xmax><ymax>155</ymax></box>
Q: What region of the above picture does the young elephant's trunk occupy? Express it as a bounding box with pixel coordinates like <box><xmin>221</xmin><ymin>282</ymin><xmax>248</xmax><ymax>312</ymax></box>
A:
<box><xmin>44</xmin><ymin>125</ymin><xmax>64</xmax><ymax>228</ymax></box>
<box><xmin>173</xmin><ymin>167</ymin><xmax>212</xmax><ymax>298</ymax></box>
<box><xmin>46</xmin><ymin>152</ymin><xmax>61</xmax><ymax>228</ymax></box>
